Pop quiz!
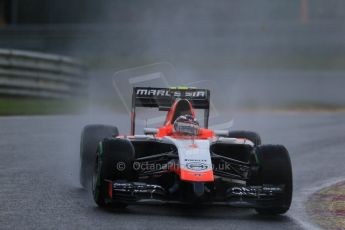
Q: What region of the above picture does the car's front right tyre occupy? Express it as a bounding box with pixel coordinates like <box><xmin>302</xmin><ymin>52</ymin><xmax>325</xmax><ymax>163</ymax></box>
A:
<box><xmin>80</xmin><ymin>124</ymin><xmax>118</xmax><ymax>189</ymax></box>
<box><xmin>92</xmin><ymin>138</ymin><xmax>135</xmax><ymax>208</ymax></box>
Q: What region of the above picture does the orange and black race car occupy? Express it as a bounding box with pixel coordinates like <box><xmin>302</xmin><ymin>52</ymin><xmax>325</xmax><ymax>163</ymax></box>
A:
<box><xmin>80</xmin><ymin>87</ymin><xmax>293</xmax><ymax>215</ymax></box>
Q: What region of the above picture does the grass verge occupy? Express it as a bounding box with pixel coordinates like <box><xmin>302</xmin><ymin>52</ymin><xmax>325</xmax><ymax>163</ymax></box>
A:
<box><xmin>1</xmin><ymin>98</ymin><xmax>344</xmax><ymax>116</ymax></box>
<box><xmin>0</xmin><ymin>97</ymin><xmax>87</xmax><ymax>116</ymax></box>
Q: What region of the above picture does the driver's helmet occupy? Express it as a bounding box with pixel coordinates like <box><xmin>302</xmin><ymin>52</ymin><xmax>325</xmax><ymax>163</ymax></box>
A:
<box><xmin>173</xmin><ymin>114</ymin><xmax>200</xmax><ymax>136</ymax></box>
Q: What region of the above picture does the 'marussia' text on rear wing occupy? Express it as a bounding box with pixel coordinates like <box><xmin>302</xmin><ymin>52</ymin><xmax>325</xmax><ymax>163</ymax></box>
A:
<box><xmin>131</xmin><ymin>87</ymin><xmax>210</xmax><ymax>134</ymax></box>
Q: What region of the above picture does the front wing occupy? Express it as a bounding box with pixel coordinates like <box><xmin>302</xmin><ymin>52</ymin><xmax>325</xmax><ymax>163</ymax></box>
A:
<box><xmin>105</xmin><ymin>180</ymin><xmax>286</xmax><ymax>208</ymax></box>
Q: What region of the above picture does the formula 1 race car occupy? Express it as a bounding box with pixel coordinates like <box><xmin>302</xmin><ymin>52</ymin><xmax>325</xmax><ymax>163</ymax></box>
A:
<box><xmin>80</xmin><ymin>87</ymin><xmax>293</xmax><ymax>215</ymax></box>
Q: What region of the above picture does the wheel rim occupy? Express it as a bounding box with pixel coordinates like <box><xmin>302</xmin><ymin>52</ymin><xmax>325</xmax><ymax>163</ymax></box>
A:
<box><xmin>92</xmin><ymin>156</ymin><xmax>100</xmax><ymax>197</ymax></box>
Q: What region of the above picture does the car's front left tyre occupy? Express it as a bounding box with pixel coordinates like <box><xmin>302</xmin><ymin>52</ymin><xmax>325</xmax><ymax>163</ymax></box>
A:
<box><xmin>254</xmin><ymin>145</ymin><xmax>293</xmax><ymax>215</ymax></box>
<box><xmin>228</xmin><ymin>130</ymin><xmax>261</xmax><ymax>146</ymax></box>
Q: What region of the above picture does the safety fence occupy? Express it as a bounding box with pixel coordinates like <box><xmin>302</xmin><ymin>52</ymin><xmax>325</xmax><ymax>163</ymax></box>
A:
<box><xmin>0</xmin><ymin>49</ymin><xmax>87</xmax><ymax>99</ymax></box>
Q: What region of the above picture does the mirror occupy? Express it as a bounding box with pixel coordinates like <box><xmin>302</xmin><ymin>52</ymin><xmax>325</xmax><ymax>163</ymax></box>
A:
<box><xmin>143</xmin><ymin>128</ymin><xmax>159</xmax><ymax>135</ymax></box>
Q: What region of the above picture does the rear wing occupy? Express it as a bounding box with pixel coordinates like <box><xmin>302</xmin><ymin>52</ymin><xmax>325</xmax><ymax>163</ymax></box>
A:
<box><xmin>131</xmin><ymin>87</ymin><xmax>210</xmax><ymax>134</ymax></box>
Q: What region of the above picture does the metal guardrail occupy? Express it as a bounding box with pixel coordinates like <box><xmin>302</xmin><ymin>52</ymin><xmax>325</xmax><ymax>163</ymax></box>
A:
<box><xmin>0</xmin><ymin>49</ymin><xmax>87</xmax><ymax>99</ymax></box>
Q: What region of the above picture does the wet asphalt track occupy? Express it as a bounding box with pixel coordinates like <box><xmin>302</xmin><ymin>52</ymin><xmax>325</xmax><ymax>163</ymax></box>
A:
<box><xmin>1</xmin><ymin>111</ymin><xmax>345</xmax><ymax>230</ymax></box>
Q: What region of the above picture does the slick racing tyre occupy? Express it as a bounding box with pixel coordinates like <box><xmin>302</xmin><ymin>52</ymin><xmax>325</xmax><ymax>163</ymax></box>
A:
<box><xmin>92</xmin><ymin>138</ymin><xmax>135</xmax><ymax>208</ymax></box>
<box><xmin>254</xmin><ymin>145</ymin><xmax>293</xmax><ymax>215</ymax></box>
<box><xmin>228</xmin><ymin>130</ymin><xmax>261</xmax><ymax>146</ymax></box>
<box><xmin>80</xmin><ymin>124</ymin><xmax>119</xmax><ymax>188</ymax></box>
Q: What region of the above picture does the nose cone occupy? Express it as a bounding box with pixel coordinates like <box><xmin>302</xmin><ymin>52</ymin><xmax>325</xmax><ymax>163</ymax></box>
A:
<box><xmin>180</xmin><ymin>168</ymin><xmax>214</xmax><ymax>182</ymax></box>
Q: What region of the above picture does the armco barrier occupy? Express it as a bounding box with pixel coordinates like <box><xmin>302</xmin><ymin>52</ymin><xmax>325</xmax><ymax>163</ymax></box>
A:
<box><xmin>0</xmin><ymin>49</ymin><xmax>87</xmax><ymax>99</ymax></box>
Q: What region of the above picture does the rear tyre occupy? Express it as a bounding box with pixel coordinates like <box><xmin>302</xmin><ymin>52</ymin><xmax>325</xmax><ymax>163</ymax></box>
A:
<box><xmin>254</xmin><ymin>145</ymin><xmax>293</xmax><ymax>215</ymax></box>
<box><xmin>92</xmin><ymin>138</ymin><xmax>135</xmax><ymax>208</ymax></box>
<box><xmin>80</xmin><ymin>125</ymin><xmax>118</xmax><ymax>188</ymax></box>
<box><xmin>228</xmin><ymin>130</ymin><xmax>261</xmax><ymax>146</ymax></box>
